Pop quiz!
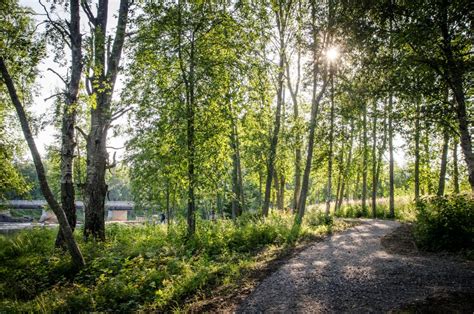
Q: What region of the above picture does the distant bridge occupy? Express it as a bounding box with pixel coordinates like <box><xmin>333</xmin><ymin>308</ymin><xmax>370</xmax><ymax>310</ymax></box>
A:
<box><xmin>1</xmin><ymin>200</ymin><xmax>134</xmax><ymax>211</ymax></box>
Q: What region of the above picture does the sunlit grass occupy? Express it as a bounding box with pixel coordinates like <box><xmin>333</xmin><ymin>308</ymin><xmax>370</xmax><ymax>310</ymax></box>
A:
<box><xmin>308</xmin><ymin>196</ymin><xmax>416</xmax><ymax>221</ymax></box>
<box><xmin>0</xmin><ymin>211</ymin><xmax>350</xmax><ymax>312</ymax></box>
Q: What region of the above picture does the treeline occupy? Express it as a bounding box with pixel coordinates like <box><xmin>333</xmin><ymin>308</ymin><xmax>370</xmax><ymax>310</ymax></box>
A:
<box><xmin>0</xmin><ymin>0</ymin><xmax>472</xmax><ymax>267</ymax></box>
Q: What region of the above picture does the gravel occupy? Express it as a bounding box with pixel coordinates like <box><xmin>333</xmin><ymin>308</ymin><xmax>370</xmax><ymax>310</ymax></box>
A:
<box><xmin>237</xmin><ymin>219</ymin><xmax>474</xmax><ymax>313</ymax></box>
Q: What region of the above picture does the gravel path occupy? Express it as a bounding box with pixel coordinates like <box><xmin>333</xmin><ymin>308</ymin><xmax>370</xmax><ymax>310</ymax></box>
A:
<box><xmin>237</xmin><ymin>220</ymin><xmax>474</xmax><ymax>313</ymax></box>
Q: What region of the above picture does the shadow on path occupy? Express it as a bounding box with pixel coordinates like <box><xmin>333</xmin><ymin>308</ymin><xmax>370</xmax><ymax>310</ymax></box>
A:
<box><xmin>237</xmin><ymin>220</ymin><xmax>474</xmax><ymax>313</ymax></box>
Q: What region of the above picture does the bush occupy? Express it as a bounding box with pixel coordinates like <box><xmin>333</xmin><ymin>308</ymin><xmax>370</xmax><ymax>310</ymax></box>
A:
<box><xmin>306</xmin><ymin>210</ymin><xmax>333</xmax><ymax>227</ymax></box>
<box><xmin>414</xmin><ymin>194</ymin><xmax>474</xmax><ymax>252</ymax></box>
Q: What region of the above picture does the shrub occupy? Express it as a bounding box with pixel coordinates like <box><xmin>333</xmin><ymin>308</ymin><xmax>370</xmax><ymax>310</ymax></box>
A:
<box><xmin>306</xmin><ymin>210</ymin><xmax>333</xmax><ymax>227</ymax></box>
<box><xmin>414</xmin><ymin>194</ymin><xmax>474</xmax><ymax>252</ymax></box>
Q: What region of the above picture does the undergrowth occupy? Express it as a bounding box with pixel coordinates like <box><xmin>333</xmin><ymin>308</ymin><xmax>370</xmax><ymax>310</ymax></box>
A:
<box><xmin>414</xmin><ymin>194</ymin><xmax>473</xmax><ymax>254</ymax></box>
<box><xmin>0</xmin><ymin>211</ymin><xmax>347</xmax><ymax>312</ymax></box>
<box><xmin>334</xmin><ymin>196</ymin><xmax>416</xmax><ymax>221</ymax></box>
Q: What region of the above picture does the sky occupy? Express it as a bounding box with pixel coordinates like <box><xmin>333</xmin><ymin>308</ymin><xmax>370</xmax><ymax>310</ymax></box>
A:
<box><xmin>17</xmin><ymin>0</ymin><xmax>408</xmax><ymax>167</ymax></box>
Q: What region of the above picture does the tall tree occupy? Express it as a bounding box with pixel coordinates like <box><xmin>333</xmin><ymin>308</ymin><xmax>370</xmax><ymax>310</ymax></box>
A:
<box><xmin>296</xmin><ymin>0</ymin><xmax>329</xmax><ymax>221</ymax></box>
<box><xmin>285</xmin><ymin>0</ymin><xmax>303</xmax><ymax>212</ymax></box>
<box><xmin>414</xmin><ymin>100</ymin><xmax>421</xmax><ymax>201</ymax></box>
<box><xmin>262</xmin><ymin>0</ymin><xmax>292</xmax><ymax>216</ymax></box>
<box><xmin>336</xmin><ymin>120</ymin><xmax>354</xmax><ymax>212</ymax></box>
<box><xmin>394</xmin><ymin>0</ymin><xmax>474</xmax><ymax>191</ymax></box>
<box><xmin>126</xmin><ymin>0</ymin><xmax>255</xmax><ymax>234</ymax></box>
<box><xmin>362</xmin><ymin>102</ymin><xmax>368</xmax><ymax>211</ymax></box>
<box><xmin>325</xmin><ymin>62</ymin><xmax>336</xmax><ymax>216</ymax></box>
<box><xmin>39</xmin><ymin>0</ymin><xmax>83</xmax><ymax>247</ymax></box>
<box><xmin>371</xmin><ymin>100</ymin><xmax>378</xmax><ymax>218</ymax></box>
<box><xmin>228</xmin><ymin>90</ymin><xmax>245</xmax><ymax>218</ymax></box>
<box><xmin>0</xmin><ymin>0</ymin><xmax>84</xmax><ymax>266</ymax></box>
<box><xmin>81</xmin><ymin>0</ymin><xmax>131</xmax><ymax>240</ymax></box>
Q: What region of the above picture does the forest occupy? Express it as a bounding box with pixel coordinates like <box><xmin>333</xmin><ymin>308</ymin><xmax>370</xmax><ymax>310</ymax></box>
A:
<box><xmin>0</xmin><ymin>0</ymin><xmax>473</xmax><ymax>312</ymax></box>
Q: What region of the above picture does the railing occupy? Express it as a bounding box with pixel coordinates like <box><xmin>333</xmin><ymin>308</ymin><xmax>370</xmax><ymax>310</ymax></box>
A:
<box><xmin>1</xmin><ymin>200</ymin><xmax>135</xmax><ymax>211</ymax></box>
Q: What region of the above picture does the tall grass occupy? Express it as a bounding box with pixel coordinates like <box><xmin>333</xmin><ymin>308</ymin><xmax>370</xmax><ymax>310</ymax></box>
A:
<box><xmin>332</xmin><ymin>196</ymin><xmax>416</xmax><ymax>221</ymax></box>
<box><xmin>0</xmin><ymin>211</ymin><xmax>346</xmax><ymax>312</ymax></box>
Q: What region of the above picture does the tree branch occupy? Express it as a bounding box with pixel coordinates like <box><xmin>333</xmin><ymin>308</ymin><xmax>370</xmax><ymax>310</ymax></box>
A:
<box><xmin>106</xmin><ymin>146</ymin><xmax>125</xmax><ymax>150</ymax></box>
<box><xmin>110</xmin><ymin>106</ymin><xmax>132</xmax><ymax>121</ymax></box>
<box><xmin>75</xmin><ymin>126</ymin><xmax>88</xmax><ymax>140</ymax></box>
<box><xmin>47</xmin><ymin>68</ymin><xmax>68</xmax><ymax>86</ymax></box>
<box><xmin>106</xmin><ymin>0</ymin><xmax>130</xmax><ymax>90</ymax></box>
<box><xmin>80</xmin><ymin>0</ymin><xmax>96</xmax><ymax>25</ymax></box>
<box><xmin>44</xmin><ymin>92</ymin><xmax>66</xmax><ymax>102</ymax></box>
<box><xmin>106</xmin><ymin>151</ymin><xmax>117</xmax><ymax>169</ymax></box>
<box><xmin>39</xmin><ymin>0</ymin><xmax>71</xmax><ymax>47</ymax></box>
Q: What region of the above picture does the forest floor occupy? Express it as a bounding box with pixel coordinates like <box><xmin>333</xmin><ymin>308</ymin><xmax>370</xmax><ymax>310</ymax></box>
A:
<box><xmin>203</xmin><ymin>219</ymin><xmax>474</xmax><ymax>313</ymax></box>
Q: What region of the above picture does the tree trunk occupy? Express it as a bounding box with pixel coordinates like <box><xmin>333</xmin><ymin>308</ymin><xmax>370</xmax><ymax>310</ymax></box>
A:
<box><xmin>335</xmin><ymin>171</ymin><xmax>342</xmax><ymax>212</ymax></box>
<box><xmin>83</xmin><ymin>122</ymin><xmax>108</xmax><ymax>240</ymax></box>
<box><xmin>83</xmin><ymin>0</ymin><xmax>130</xmax><ymax>240</ymax></box>
<box><xmin>451</xmin><ymin>80</ymin><xmax>474</xmax><ymax>192</ymax></box>
<box><xmin>453</xmin><ymin>139</ymin><xmax>460</xmax><ymax>193</ymax></box>
<box><xmin>325</xmin><ymin>68</ymin><xmax>336</xmax><ymax>217</ymax></box>
<box><xmin>354</xmin><ymin>124</ymin><xmax>362</xmax><ymax>200</ymax></box>
<box><xmin>279</xmin><ymin>174</ymin><xmax>285</xmax><ymax>210</ymax></box>
<box><xmin>414</xmin><ymin>101</ymin><xmax>421</xmax><ymax>201</ymax></box>
<box><xmin>296</xmin><ymin>20</ymin><xmax>327</xmax><ymax>223</ymax></box>
<box><xmin>83</xmin><ymin>3</ymin><xmax>108</xmax><ymax>240</ymax></box>
<box><xmin>286</xmin><ymin>29</ymin><xmax>302</xmax><ymax>212</ymax></box>
<box><xmin>388</xmin><ymin>95</ymin><xmax>395</xmax><ymax>218</ymax></box>
<box><xmin>0</xmin><ymin>57</ymin><xmax>85</xmax><ymax>268</ymax></box>
<box><xmin>371</xmin><ymin>100</ymin><xmax>378</xmax><ymax>218</ymax></box>
<box><xmin>437</xmin><ymin>129</ymin><xmax>450</xmax><ymax>196</ymax></box>
<box><xmin>230</xmin><ymin>114</ymin><xmax>243</xmax><ymax>218</ymax></box>
<box><xmin>273</xmin><ymin>169</ymin><xmax>279</xmax><ymax>210</ymax></box>
<box><xmin>362</xmin><ymin>103</ymin><xmax>368</xmax><ymax>212</ymax></box>
<box><xmin>296</xmin><ymin>86</ymin><xmax>327</xmax><ymax>220</ymax></box>
<box><xmin>293</xmin><ymin>140</ymin><xmax>302</xmax><ymax>212</ymax></box>
<box><xmin>56</xmin><ymin>0</ymin><xmax>82</xmax><ymax>247</ymax></box>
<box><xmin>423</xmin><ymin>127</ymin><xmax>433</xmax><ymax>195</ymax></box>
<box><xmin>335</xmin><ymin>128</ymin><xmax>345</xmax><ymax>214</ymax></box>
<box><xmin>374</xmin><ymin>108</ymin><xmax>388</xmax><ymax>217</ymax></box>
<box><xmin>439</xmin><ymin>4</ymin><xmax>474</xmax><ymax>192</ymax></box>
<box><xmin>263</xmin><ymin>6</ymin><xmax>286</xmax><ymax>217</ymax></box>
<box><xmin>387</xmin><ymin>0</ymin><xmax>395</xmax><ymax>218</ymax></box>
<box><xmin>186</xmin><ymin>36</ymin><xmax>197</xmax><ymax>236</ymax></box>
<box><xmin>236</xmin><ymin>136</ymin><xmax>245</xmax><ymax>212</ymax></box>
<box><xmin>166</xmin><ymin>182</ymin><xmax>170</xmax><ymax>227</ymax></box>
<box><xmin>337</xmin><ymin>120</ymin><xmax>354</xmax><ymax>212</ymax></box>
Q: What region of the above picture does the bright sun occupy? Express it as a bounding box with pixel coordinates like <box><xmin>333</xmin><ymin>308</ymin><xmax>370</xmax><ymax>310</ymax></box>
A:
<box><xmin>326</xmin><ymin>47</ymin><xmax>339</xmax><ymax>62</ymax></box>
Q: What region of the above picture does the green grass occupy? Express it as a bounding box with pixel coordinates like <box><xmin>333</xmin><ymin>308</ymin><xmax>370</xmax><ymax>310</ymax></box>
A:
<box><xmin>0</xmin><ymin>211</ymin><xmax>349</xmax><ymax>312</ymax></box>
<box><xmin>334</xmin><ymin>196</ymin><xmax>416</xmax><ymax>221</ymax></box>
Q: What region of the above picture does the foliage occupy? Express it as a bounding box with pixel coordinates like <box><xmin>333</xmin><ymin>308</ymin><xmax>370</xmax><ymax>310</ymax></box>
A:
<box><xmin>0</xmin><ymin>107</ymin><xmax>27</xmax><ymax>200</ymax></box>
<box><xmin>414</xmin><ymin>194</ymin><xmax>473</xmax><ymax>252</ymax></box>
<box><xmin>0</xmin><ymin>0</ymin><xmax>44</xmax><ymax>200</ymax></box>
<box><xmin>124</xmin><ymin>1</ymin><xmax>272</xmax><ymax>220</ymax></box>
<box><xmin>0</xmin><ymin>211</ymin><xmax>342</xmax><ymax>312</ymax></box>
